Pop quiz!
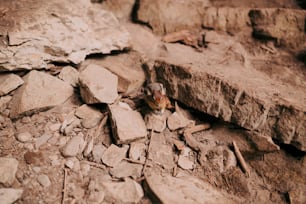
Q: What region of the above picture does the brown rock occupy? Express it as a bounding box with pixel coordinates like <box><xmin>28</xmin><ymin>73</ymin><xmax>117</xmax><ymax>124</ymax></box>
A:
<box><xmin>0</xmin><ymin>73</ymin><xmax>24</xmax><ymax>96</ymax></box>
<box><xmin>0</xmin><ymin>188</ymin><xmax>23</xmax><ymax>204</ymax></box>
<box><xmin>61</xmin><ymin>135</ymin><xmax>86</xmax><ymax>157</ymax></box>
<box><xmin>100</xmin><ymin>0</ymin><xmax>135</xmax><ymax>22</ymax></box>
<box><xmin>145</xmin><ymin>111</ymin><xmax>169</xmax><ymax>133</ymax></box>
<box><xmin>148</xmin><ymin>132</ymin><xmax>175</xmax><ymax>169</ymax></box>
<box><xmin>0</xmin><ymin>0</ymin><xmax>131</xmax><ymax>71</ymax></box>
<box><xmin>81</xmin><ymin>51</ymin><xmax>145</xmax><ymax>95</ymax></box>
<box><xmin>101</xmin><ymin>178</ymin><xmax>144</xmax><ymax>203</ymax></box>
<box><xmin>10</xmin><ymin>70</ymin><xmax>74</xmax><ymax>119</ymax></box>
<box><xmin>109</xmin><ymin>161</ymin><xmax>143</xmax><ymax>179</ymax></box>
<box><xmin>248</xmin><ymin>133</ymin><xmax>280</xmax><ymax>152</ymax></box>
<box><xmin>167</xmin><ymin>111</ymin><xmax>192</xmax><ymax>131</ymax></box>
<box><xmin>137</xmin><ymin>0</ymin><xmax>210</xmax><ymax>34</ymax></box>
<box><xmin>0</xmin><ymin>96</ymin><xmax>12</xmax><ymax>113</ymax></box>
<box><xmin>124</xmin><ymin>23</ymin><xmax>162</xmax><ymax>59</ymax></box>
<box><xmin>154</xmin><ymin>41</ymin><xmax>306</xmax><ymax>151</ymax></box>
<box><xmin>249</xmin><ymin>8</ymin><xmax>306</xmax><ymax>51</ymax></box>
<box><xmin>202</xmin><ymin>7</ymin><xmax>251</xmax><ymax>34</ymax></box>
<box><xmin>75</xmin><ymin>104</ymin><xmax>103</xmax><ymax>129</ymax></box>
<box><xmin>0</xmin><ymin>157</ymin><xmax>18</xmax><ymax>186</ymax></box>
<box><xmin>145</xmin><ymin>170</ymin><xmax>236</xmax><ymax>204</ymax></box>
<box><xmin>58</xmin><ymin>66</ymin><xmax>79</xmax><ymax>87</ymax></box>
<box><xmin>129</xmin><ymin>142</ymin><xmax>147</xmax><ymax>162</ymax></box>
<box><xmin>109</xmin><ymin>102</ymin><xmax>147</xmax><ymax>144</ymax></box>
<box><xmin>101</xmin><ymin>144</ymin><xmax>128</xmax><ymax>167</ymax></box>
<box><xmin>79</xmin><ymin>64</ymin><xmax>118</xmax><ymax>104</ymax></box>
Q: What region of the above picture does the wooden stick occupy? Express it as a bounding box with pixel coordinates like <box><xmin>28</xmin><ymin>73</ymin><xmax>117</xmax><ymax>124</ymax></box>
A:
<box><xmin>232</xmin><ymin>141</ymin><xmax>250</xmax><ymax>177</ymax></box>
<box><xmin>62</xmin><ymin>168</ymin><xmax>68</xmax><ymax>204</ymax></box>
<box><xmin>183</xmin><ymin>123</ymin><xmax>211</xmax><ymax>151</ymax></box>
<box><xmin>83</xmin><ymin>161</ymin><xmax>106</xmax><ymax>170</ymax></box>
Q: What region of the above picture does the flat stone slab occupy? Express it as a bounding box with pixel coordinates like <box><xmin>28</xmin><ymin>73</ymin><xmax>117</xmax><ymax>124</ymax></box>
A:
<box><xmin>109</xmin><ymin>161</ymin><xmax>143</xmax><ymax>179</ymax></box>
<box><xmin>0</xmin><ymin>74</ymin><xmax>24</xmax><ymax>96</ymax></box>
<box><xmin>81</xmin><ymin>51</ymin><xmax>145</xmax><ymax>95</ymax></box>
<box><xmin>154</xmin><ymin>39</ymin><xmax>306</xmax><ymax>151</ymax></box>
<box><xmin>101</xmin><ymin>144</ymin><xmax>128</xmax><ymax>167</ymax></box>
<box><xmin>109</xmin><ymin>102</ymin><xmax>147</xmax><ymax>144</ymax></box>
<box><xmin>0</xmin><ymin>157</ymin><xmax>18</xmax><ymax>186</ymax></box>
<box><xmin>148</xmin><ymin>132</ymin><xmax>175</xmax><ymax>170</ymax></box>
<box><xmin>0</xmin><ymin>0</ymin><xmax>131</xmax><ymax>71</ymax></box>
<box><xmin>145</xmin><ymin>170</ymin><xmax>236</xmax><ymax>204</ymax></box>
<box><xmin>0</xmin><ymin>188</ymin><xmax>23</xmax><ymax>204</ymax></box>
<box><xmin>58</xmin><ymin>66</ymin><xmax>79</xmax><ymax>87</ymax></box>
<box><xmin>100</xmin><ymin>178</ymin><xmax>144</xmax><ymax>203</ymax></box>
<box><xmin>79</xmin><ymin>64</ymin><xmax>118</xmax><ymax>104</ymax></box>
<box><xmin>10</xmin><ymin>70</ymin><xmax>74</xmax><ymax>119</ymax></box>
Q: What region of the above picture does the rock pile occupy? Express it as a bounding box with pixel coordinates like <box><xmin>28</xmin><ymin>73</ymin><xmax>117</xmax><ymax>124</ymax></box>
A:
<box><xmin>0</xmin><ymin>0</ymin><xmax>305</xmax><ymax>203</ymax></box>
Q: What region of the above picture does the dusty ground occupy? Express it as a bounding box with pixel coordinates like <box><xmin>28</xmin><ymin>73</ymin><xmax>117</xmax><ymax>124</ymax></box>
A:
<box><xmin>0</xmin><ymin>0</ymin><xmax>305</xmax><ymax>204</ymax></box>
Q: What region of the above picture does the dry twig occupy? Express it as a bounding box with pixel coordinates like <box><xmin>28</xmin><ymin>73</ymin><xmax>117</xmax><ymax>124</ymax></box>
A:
<box><xmin>183</xmin><ymin>123</ymin><xmax>211</xmax><ymax>151</ymax></box>
<box><xmin>83</xmin><ymin>161</ymin><xmax>106</xmax><ymax>170</ymax></box>
<box><xmin>232</xmin><ymin>141</ymin><xmax>250</xmax><ymax>177</ymax></box>
<box><xmin>62</xmin><ymin>168</ymin><xmax>68</xmax><ymax>204</ymax></box>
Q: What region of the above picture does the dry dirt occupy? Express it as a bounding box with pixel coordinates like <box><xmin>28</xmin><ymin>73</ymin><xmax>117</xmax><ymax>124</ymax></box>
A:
<box><xmin>0</xmin><ymin>0</ymin><xmax>305</xmax><ymax>204</ymax></box>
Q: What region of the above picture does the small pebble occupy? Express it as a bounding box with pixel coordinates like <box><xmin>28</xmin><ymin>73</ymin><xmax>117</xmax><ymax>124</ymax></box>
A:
<box><xmin>37</xmin><ymin>174</ymin><xmax>51</xmax><ymax>187</ymax></box>
<box><xmin>16</xmin><ymin>132</ymin><xmax>33</xmax><ymax>143</ymax></box>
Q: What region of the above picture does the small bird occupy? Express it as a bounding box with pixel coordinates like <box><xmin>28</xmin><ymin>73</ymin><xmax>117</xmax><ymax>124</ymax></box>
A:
<box><xmin>144</xmin><ymin>82</ymin><xmax>172</xmax><ymax>114</ymax></box>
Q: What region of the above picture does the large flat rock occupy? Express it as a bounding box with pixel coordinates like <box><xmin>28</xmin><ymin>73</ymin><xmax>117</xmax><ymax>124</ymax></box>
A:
<box><xmin>81</xmin><ymin>51</ymin><xmax>145</xmax><ymax>95</ymax></box>
<box><xmin>145</xmin><ymin>170</ymin><xmax>236</xmax><ymax>204</ymax></box>
<box><xmin>0</xmin><ymin>0</ymin><xmax>131</xmax><ymax>71</ymax></box>
<box><xmin>79</xmin><ymin>64</ymin><xmax>118</xmax><ymax>104</ymax></box>
<box><xmin>137</xmin><ymin>2</ymin><xmax>306</xmax><ymax>51</ymax></box>
<box><xmin>10</xmin><ymin>70</ymin><xmax>74</xmax><ymax>119</ymax></box>
<box><xmin>109</xmin><ymin>102</ymin><xmax>147</xmax><ymax>144</ymax></box>
<box><xmin>137</xmin><ymin>0</ymin><xmax>209</xmax><ymax>35</ymax></box>
<box><xmin>154</xmin><ymin>38</ymin><xmax>306</xmax><ymax>151</ymax></box>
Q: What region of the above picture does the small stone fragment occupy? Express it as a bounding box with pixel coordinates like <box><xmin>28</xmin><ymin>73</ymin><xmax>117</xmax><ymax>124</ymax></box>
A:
<box><xmin>61</xmin><ymin>135</ymin><xmax>86</xmax><ymax>157</ymax></box>
<box><xmin>65</xmin><ymin>158</ymin><xmax>75</xmax><ymax>169</ymax></box>
<box><xmin>103</xmin><ymin>178</ymin><xmax>144</xmax><ymax>203</ymax></box>
<box><xmin>129</xmin><ymin>142</ymin><xmax>147</xmax><ymax>162</ymax></box>
<box><xmin>178</xmin><ymin>155</ymin><xmax>194</xmax><ymax>170</ymax></box>
<box><xmin>145</xmin><ymin>170</ymin><xmax>236</xmax><ymax>204</ymax></box>
<box><xmin>167</xmin><ymin>111</ymin><xmax>192</xmax><ymax>131</ymax></box>
<box><xmin>92</xmin><ymin>144</ymin><xmax>107</xmax><ymax>163</ymax></box>
<box><xmin>148</xmin><ymin>133</ymin><xmax>175</xmax><ymax>169</ymax></box>
<box><xmin>0</xmin><ymin>73</ymin><xmax>24</xmax><ymax>96</ymax></box>
<box><xmin>10</xmin><ymin>70</ymin><xmax>73</xmax><ymax>119</ymax></box>
<box><xmin>24</xmin><ymin>151</ymin><xmax>46</xmax><ymax>166</ymax></box>
<box><xmin>101</xmin><ymin>144</ymin><xmax>128</xmax><ymax>167</ymax></box>
<box><xmin>37</xmin><ymin>174</ymin><xmax>51</xmax><ymax>187</ymax></box>
<box><xmin>0</xmin><ymin>157</ymin><xmax>19</xmax><ymax>186</ymax></box>
<box><xmin>109</xmin><ymin>161</ymin><xmax>143</xmax><ymax>179</ymax></box>
<box><xmin>58</xmin><ymin>66</ymin><xmax>79</xmax><ymax>87</ymax></box>
<box><xmin>0</xmin><ymin>96</ymin><xmax>12</xmax><ymax>112</ymax></box>
<box><xmin>249</xmin><ymin>133</ymin><xmax>280</xmax><ymax>152</ymax></box>
<box><xmin>82</xmin><ymin>51</ymin><xmax>145</xmax><ymax>95</ymax></box>
<box><xmin>15</xmin><ymin>132</ymin><xmax>33</xmax><ymax>143</ymax></box>
<box><xmin>79</xmin><ymin>64</ymin><xmax>118</xmax><ymax>104</ymax></box>
<box><xmin>35</xmin><ymin>133</ymin><xmax>52</xmax><ymax>149</ymax></box>
<box><xmin>109</xmin><ymin>102</ymin><xmax>147</xmax><ymax>144</ymax></box>
<box><xmin>75</xmin><ymin>104</ymin><xmax>103</xmax><ymax>129</ymax></box>
<box><xmin>145</xmin><ymin>111</ymin><xmax>169</xmax><ymax>132</ymax></box>
<box><xmin>48</xmin><ymin>123</ymin><xmax>61</xmax><ymax>132</ymax></box>
<box><xmin>0</xmin><ymin>188</ymin><xmax>23</xmax><ymax>204</ymax></box>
